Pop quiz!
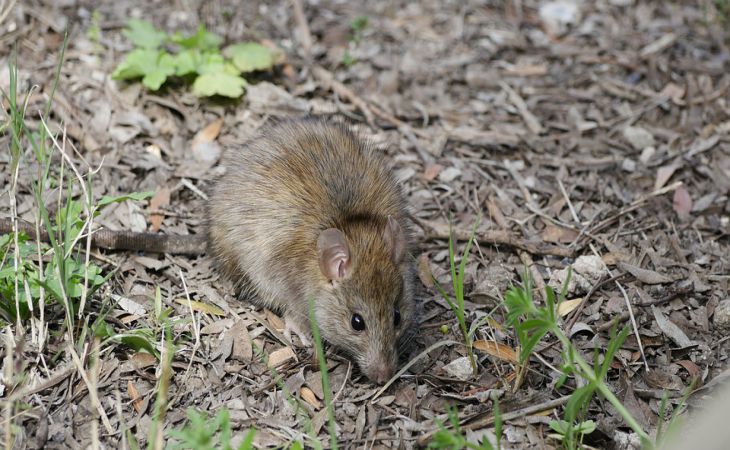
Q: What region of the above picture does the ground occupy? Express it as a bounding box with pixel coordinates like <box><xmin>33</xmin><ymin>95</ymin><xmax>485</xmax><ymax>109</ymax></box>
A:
<box><xmin>1</xmin><ymin>0</ymin><xmax>729</xmax><ymax>449</ymax></box>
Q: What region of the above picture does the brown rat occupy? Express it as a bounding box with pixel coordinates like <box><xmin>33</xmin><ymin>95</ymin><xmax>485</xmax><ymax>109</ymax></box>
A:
<box><xmin>208</xmin><ymin>118</ymin><xmax>417</xmax><ymax>384</ymax></box>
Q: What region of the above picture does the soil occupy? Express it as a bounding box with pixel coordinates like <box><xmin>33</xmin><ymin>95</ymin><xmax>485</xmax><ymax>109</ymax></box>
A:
<box><xmin>1</xmin><ymin>0</ymin><xmax>729</xmax><ymax>449</ymax></box>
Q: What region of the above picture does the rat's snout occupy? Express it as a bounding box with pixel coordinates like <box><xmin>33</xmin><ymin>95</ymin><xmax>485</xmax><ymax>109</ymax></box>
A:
<box><xmin>366</xmin><ymin>360</ymin><xmax>395</xmax><ymax>384</ymax></box>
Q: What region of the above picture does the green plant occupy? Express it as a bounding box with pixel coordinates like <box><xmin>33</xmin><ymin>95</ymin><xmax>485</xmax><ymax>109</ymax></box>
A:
<box><xmin>428</xmin><ymin>401</ymin><xmax>501</xmax><ymax>450</ymax></box>
<box><xmin>716</xmin><ymin>0</ymin><xmax>730</xmax><ymax>23</ymax></box>
<box><xmin>504</xmin><ymin>268</ymin><xmax>649</xmax><ymax>449</ymax></box>
<box><xmin>112</xmin><ymin>20</ymin><xmax>276</xmax><ymax>97</ymax></box>
<box><xmin>433</xmin><ymin>219</ymin><xmax>486</xmax><ymax>378</ymax></box>
<box><xmin>167</xmin><ymin>408</ymin><xmax>255</xmax><ymax>450</ymax></box>
<box><xmin>342</xmin><ymin>15</ymin><xmax>369</xmax><ymax>67</ymax></box>
<box><xmin>309</xmin><ymin>298</ymin><xmax>338</xmax><ymax>450</ymax></box>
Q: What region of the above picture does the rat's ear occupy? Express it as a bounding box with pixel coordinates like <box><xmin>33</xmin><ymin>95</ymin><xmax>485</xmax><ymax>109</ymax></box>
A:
<box><xmin>317</xmin><ymin>228</ymin><xmax>351</xmax><ymax>281</ymax></box>
<box><xmin>383</xmin><ymin>215</ymin><xmax>406</xmax><ymax>264</ymax></box>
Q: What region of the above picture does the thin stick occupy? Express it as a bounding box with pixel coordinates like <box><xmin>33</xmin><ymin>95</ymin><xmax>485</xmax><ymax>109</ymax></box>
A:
<box><xmin>290</xmin><ymin>0</ymin><xmax>312</xmax><ymax>58</ymax></box>
<box><xmin>416</xmin><ymin>218</ymin><xmax>573</xmax><ymax>258</ymax></box>
<box><xmin>68</xmin><ymin>344</ymin><xmax>114</xmax><ymax>434</ymax></box>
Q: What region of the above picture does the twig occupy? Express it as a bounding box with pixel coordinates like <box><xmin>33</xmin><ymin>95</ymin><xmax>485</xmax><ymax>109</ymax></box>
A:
<box><xmin>416</xmin><ymin>218</ymin><xmax>573</xmax><ymax>258</ymax></box>
<box><xmin>290</xmin><ymin>0</ymin><xmax>312</xmax><ymax>58</ymax></box>
<box><xmin>68</xmin><ymin>344</ymin><xmax>114</xmax><ymax>434</ymax></box>
<box><xmin>584</xmin><ymin>181</ymin><xmax>683</xmax><ymax>240</ymax></box>
<box><xmin>0</xmin><ymin>217</ymin><xmax>207</xmax><ymax>255</ymax></box>
<box><xmin>365</xmin><ymin>340</ymin><xmax>460</xmax><ymax>402</ymax></box>
<box><xmin>311</xmin><ymin>65</ymin><xmax>375</xmax><ymax>126</ymax></box>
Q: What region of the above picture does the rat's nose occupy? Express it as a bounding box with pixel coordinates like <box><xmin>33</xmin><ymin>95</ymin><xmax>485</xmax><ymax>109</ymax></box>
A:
<box><xmin>369</xmin><ymin>362</ymin><xmax>394</xmax><ymax>384</ymax></box>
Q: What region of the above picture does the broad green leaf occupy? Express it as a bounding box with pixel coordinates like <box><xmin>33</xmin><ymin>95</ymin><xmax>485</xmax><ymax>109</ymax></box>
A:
<box><xmin>174</xmin><ymin>50</ymin><xmax>198</xmax><ymax>76</ymax></box>
<box><xmin>142</xmin><ymin>53</ymin><xmax>176</xmax><ymax>90</ymax></box>
<box><xmin>192</xmin><ymin>71</ymin><xmax>247</xmax><ymax>98</ymax></box>
<box><xmin>123</xmin><ymin>19</ymin><xmax>167</xmax><ymax>49</ymax></box>
<box><xmin>224</xmin><ymin>43</ymin><xmax>274</xmax><ymax>73</ymax></box>
<box><xmin>112</xmin><ymin>49</ymin><xmax>160</xmax><ymax>80</ymax></box>
<box><xmin>97</xmin><ymin>191</ymin><xmax>155</xmax><ymax>208</ymax></box>
<box><xmin>170</xmin><ymin>25</ymin><xmax>222</xmax><ymax>50</ymax></box>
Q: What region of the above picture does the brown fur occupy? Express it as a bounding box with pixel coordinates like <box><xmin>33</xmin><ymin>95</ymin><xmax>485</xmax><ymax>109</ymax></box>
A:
<box><xmin>208</xmin><ymin>118</ymin><xmax>416</xmax><ymax>383</ymax></box>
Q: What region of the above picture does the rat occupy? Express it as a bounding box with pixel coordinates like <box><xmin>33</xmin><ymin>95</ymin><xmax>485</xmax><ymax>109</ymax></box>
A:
<box><xmin>207</xmin><ymin>118</ymin><xmax>417</xmax><ymax>384</ymax></box>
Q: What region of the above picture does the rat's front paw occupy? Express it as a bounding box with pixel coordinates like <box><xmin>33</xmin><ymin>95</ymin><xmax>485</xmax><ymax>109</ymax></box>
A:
<box><xmin>283</xmin><ymin>314</ymin><xmax>312</xmax><ymax>348</ymax></box>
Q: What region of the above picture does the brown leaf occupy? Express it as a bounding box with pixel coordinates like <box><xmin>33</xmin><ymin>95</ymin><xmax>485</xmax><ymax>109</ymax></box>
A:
<box><xmin>473</xmin><ymin>340</ymin><xmax>519</xmax><ymax>363</ymax></box>
<box><xmin>228</xmin><ymin>320</ymin><xmax>253</xmax><ymax>362</ymax></box>
<box><xmin>265</xmin><ymin>309</ymin><xmax>285</xmax><ymax>332</ymax></box>
<box><xmin>267</xmin><ymin>346</ymin><xmax>297</xmax><ymax>368</ymax></box>
<box><xmin>673</xmin><ymin>186</ymin><xmax>693</xmax><ymax>216</ymax></box>
<box><xmin>127</xmin><ymin>381</ymin><xmax>143</xmax><ymax>413</ymax></box>
<box><xmin>655</xmin><ymin>163</ymin><xmax>680</xmax><ymax>190</ymax></box>
<box><xmin>557</xmin><ymin>298</ymin><xmax>582</xmax><ymax>317</ymax></box>
<box><xmin>301</xmin><ymin>386</ymin><xmax>322</xmax><ymax>409</ymax></box>
<box><xmin>652</xmin><ymin>305</ymin><xmax>692</xmax><ymax>348</ymax></box>
<box><xmin>541</xmin><ymin>224</ymin><xmax>579</xmax><ymax>243</ymax></box>
<box><xmin>618</xmin><ymin>261</ymin><xmax>672</xmax><ymax>284</ymax></box>
<box><xmin>148</xmin><ymin>185</ymin><xmax>171</xmax><ymax>232</ymax></box>
<box><xmin>416</xmin><ymin>253</ymin><xmax>434</xmax><ymax>289</ymax></box>
<box><xmin>191</xmin><ymin>118</ymin><xmax>223</xmax><ymax>164</ymax></box>
<box><xmin>677</xmin><ymin>360</ymin><xmax>701</xmax><ymax>383</ymax></box>
<box><xmin>129</xmin><ymin>352</ymin><xmax>156</xmax><ymax>370</ymax></box>
<box><xmin>423</xmin><ymin>164</ymin><xmax>443</xmax><ymax>181</ymax></box>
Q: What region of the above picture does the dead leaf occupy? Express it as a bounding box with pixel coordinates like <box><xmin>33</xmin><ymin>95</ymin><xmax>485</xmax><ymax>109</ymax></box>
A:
<box><xmin>673</xmin><ymin>185</ymin><xmax>693</xmax><ymax>217</ymax></box>
<box><xmin>268</xmin><ymin>346</ymin><xmax>296</xmax><ymax>368</ymax></box>
<box><xmin>149</xmin><ymin>185</ymin><xmax>171</xmax><ymax>232</ymax></box>
<box><xmin>618</xmin><ymin>262</ymin><xmax>672</xmax><ymax>284</ymax></box>
<box><xmin>652</xmin><ymin>305</ymin><xmax>692</xmax><ymax>348</ymax></box>
<box><xmin>191</xmin><ymin>118</ymin><xmax>223</xmax><ymax>164</ymax></box>
<box><xmin>658</xmin><ymin>82</ymin><xmax>686</xmax><ymax>105</ymax></box>
<box><xmin>677</xmin><ymin>360</ymin><xmax>701</xmax><ymax>383</ymax></box>
<box><xmin>423</xmin><ymin>164</ymin><xmax>443</xmax><ymax>181</ymax></box>
<box><xmin>602</xmin><ymin>251</ymin><xmax>630</xmax><ymax>266</ymax></box>
<box><xmin>473</xmin><ymin>340</ymin><xmax>519</xmax><ymax>363</ymax></box>
<box><xmin>174</xmin><ymin>299</ymin><xmax>226</xmax><ymax>316</ymax></box>
<box><xmin>541</xmin><ymin>224</ymin><xmax>579</xmax><ymax>244</ymax></box>
<box><xmin>265</xmin><ymin>309</ymin><xmax>285</xmax><ymax>332</ymax></box>
<box><xmin>503</xmin><ymin>63</ymin><xmax>548</xmax><ymax>77</ymax></box>
<box><xmin>655</xmin><ymin>163</ymin><xmax>680</xmax><ymax>190</ymax></box>
<box><xmin>301</xmin><ymin>386</ymin><xmax>322</xmax><ymax>409</ymax></box>
<box><xmin>127</xmin><ymin>381</ymin><xmax>143</xmax><ymax>413</ymax></box>
<box><xmin>126</xmin><ymin>352</ymin><xmax>157</xmax><ymax>371</ymax></box>
<box><xmin>557</xmin><ymin>298</ymin><xmax>583</xmax><ymax>317</ymax></box>
<box><xmin>417</xmin><ymin>253</ymin><xmax>434</xmax><ymax>289</ymax></box>
<box><xmin>227</xmin><ymin>320</ymin><xmax>253</xmax><ymax>362</ymax></box>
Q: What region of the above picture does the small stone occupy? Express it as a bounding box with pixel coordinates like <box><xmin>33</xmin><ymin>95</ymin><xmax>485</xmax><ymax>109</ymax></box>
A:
<box><xmin>713</xmin><ymin>300</ymin><xmax>730</xmax><ymax>331</ymax></box>
<box><xmin>539</xmin><ymin>1</ymin><xmax>582</xmax><ymax>36</ymax></box>
<box><xmin>438</xmin><ymin>167</ymin><xmax>462</xmax><ymax>183</ymax></box>
<box><xmin>623</xmin><ymin>126</ymin><xmax>655</xmax><ymax>150</ymax></box>
<box><xmin>640</xmin><ymin>146</ymin><xmax>656</xmax><ymax>164</ymax></box>
<box><xmin>443</xmin><ymin>356</ymin><xmax>474</xmax><ymax>381</ymax></box>
<box><xmin>621</xmin><ymin>158</ymin><xmax>636</xmax><ymax>172</ymax></box>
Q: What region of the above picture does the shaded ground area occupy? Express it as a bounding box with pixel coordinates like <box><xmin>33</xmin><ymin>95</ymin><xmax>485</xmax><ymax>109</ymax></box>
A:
<box><xmin>1</xmin><ymin>0</ymin><xmax>729</xmax><ymax>448</ymax></box>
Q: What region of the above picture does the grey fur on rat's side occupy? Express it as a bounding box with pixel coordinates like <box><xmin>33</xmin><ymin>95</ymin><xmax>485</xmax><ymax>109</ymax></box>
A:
<box><xmin>208</xmin><ymin>118</ymin><xmax>417</xmax><ymax>384</ymax></box>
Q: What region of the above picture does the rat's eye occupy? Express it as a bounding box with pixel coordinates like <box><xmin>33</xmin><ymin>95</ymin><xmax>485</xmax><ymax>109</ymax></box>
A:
<box><xmin>394</xmin><ymin>308</ymin><xmax>401</xmax><ymax>327</ymax></box>
<box><xmin>351</xmin><ymin>313</ymin><xmax>365</xmax><ymax>331</ymax></box>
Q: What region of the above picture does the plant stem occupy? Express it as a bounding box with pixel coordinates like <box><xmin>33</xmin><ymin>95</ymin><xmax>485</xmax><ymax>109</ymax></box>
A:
<box><xmin>552</xmin><ymin>326</ymin><xmax>650</xmax><ymax>442</ymax></box>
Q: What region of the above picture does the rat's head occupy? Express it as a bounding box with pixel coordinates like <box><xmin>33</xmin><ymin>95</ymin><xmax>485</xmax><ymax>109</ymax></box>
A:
<box><xmin>313</xmin><ymin>216</ymin><xmax>415</xmax><ymax>384</ymax></box>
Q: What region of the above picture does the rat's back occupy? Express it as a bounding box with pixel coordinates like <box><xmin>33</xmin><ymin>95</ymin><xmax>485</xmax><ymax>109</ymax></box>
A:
<box><xmin>208</xmin><ymin>119</ymin><xmax>408</xmax><ymax>301</ymax></box>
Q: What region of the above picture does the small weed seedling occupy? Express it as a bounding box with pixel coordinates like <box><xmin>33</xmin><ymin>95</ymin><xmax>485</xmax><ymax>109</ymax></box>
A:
<box><xmin>428</xmin><ymin>400</ymin><xmax>502</xmax><ymax>450</ymax></box>
<box><xmin>167</xmin><ymin>409</ymin><xmax>255</xmax><ymax>450</ymax></box>
<box><xmin>504</xmin><ymin>268</ymin><xmax>650</xmax><ymax>449</ymax></box>
<box><xmin>342</xmin><ymin>15</ymin><xmax>369</xmax><ymax>67</ymax></box>
<box><xmin>112</xmin><ymin>20</ymin><xmax>277</xmax><ymax>98</ymax></box>
<box><xmin>433</xmin><ymin>218</ymin><xmax>487</xmax><ymax>378</ymax></box>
